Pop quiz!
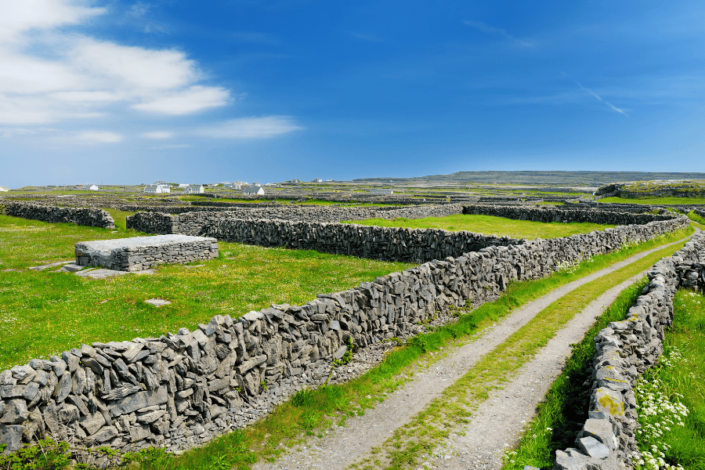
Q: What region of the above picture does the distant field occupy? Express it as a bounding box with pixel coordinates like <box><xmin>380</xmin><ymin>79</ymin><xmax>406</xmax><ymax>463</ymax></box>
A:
<box><xmin>600</xmin><ymin>196</ymin><xmax>705</xmax><ymax>205</ymax></box>
<box><xmin>345</xmin><ymin>214</ymin><xmax>616</xmax><ymax>239</ymax></box>
<box><xmin>0</xmin><ymin>214</ymin><xmax>413</xmax><ymax>369</ymax></box>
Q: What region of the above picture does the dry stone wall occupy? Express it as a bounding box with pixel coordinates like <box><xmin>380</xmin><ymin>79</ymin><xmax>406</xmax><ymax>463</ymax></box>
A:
<box><xmin>0</xmin><ymin>216</ymin><xmax>689</xmax><ymax>458</ymax></box>
<box><xmin>3</xmin><ymin>202</ymin><xmax>115</xmax><ymax>229</ymax></box>
<box><xmin>462</xmin><ymin>204</ymin><xmax>676</xmax><ymax>225</ymax></box>
<box><xmin>554</xmin><ymin>231</ymin><xmax>705</xmax><ymax>470</ymax></box>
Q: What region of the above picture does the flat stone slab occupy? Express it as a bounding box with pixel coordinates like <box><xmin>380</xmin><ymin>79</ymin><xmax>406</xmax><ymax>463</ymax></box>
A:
<box><xmin>28</xmin><ymin>261</ymin><xmax>73</xmax><ymax>271</ymax></box>
<box><xmin>75</xmin><ymin>269</ymin><xmax>129</xmax><ymax>280</ymax></box>
<box><xmin>75</xmin><ymin>235</ymin><xmax>218</xmax><ymax>272</ymax></box>
<box><xmin>145</xmin><ymin>299</ymin><xmax>171</xmax><ymax>307</ymax></box>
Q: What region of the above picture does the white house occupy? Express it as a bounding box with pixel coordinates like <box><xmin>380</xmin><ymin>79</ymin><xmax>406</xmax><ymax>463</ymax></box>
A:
<box><xmin>0</xmin><ymin>186</ymin><xmax>8</xmax><ymax>192</ymax></box>
<box><xmin>183</xmin><ymin>184</ymin><xmax>204</xmax><ymax>194</ymax></box>
<box><xmin>224</xmin><ymin>183</ymin><xmax>242</xmax><ymax>190</ymax></box>
<box><xmin>243</xmin><ymin>185</ymin><xmax>265</xmax><ymax>195</ymax></box>
<box><xmin>178</xmin><ymin>183</ymin><xmax>190</xmax><ymax>188</ymax></box>
<box><xmin>144</xmin><ymin>184</ymin><xmax>171</xmax><ymax>194</ymax></box>
<box><xmin>89</xmin><ymin>185</ymin><xmax>99</xmax><ymax>191</ymax></box>
<box><xmin>312</xmin><ymin>178</ymin><xmax>323</xmax><ymax>183</ymax></box>
<box><xmin>369</xmin><ymin>188</ymin><xmax>394</xmax><ymax>195</ymax></box>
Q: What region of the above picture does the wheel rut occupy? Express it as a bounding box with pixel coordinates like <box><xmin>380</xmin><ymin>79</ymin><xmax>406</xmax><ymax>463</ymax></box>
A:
<box><xmin>255</xmin><ymin>233</ymin><xmax>694</xmax><ymax>470</ymax></box>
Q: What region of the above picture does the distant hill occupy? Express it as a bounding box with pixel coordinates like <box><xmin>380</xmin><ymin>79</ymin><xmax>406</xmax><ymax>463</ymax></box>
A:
<box><xmin>354</xmin><ymin>171</ymin><xmax>705</xmax><ymax>186</ymax></box>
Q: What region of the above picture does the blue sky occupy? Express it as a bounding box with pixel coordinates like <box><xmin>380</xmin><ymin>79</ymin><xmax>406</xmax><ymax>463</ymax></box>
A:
<box><xmin>2</xmin><ymin>0</ymin><xmax>705</xmax><ymax>187</ymax></box>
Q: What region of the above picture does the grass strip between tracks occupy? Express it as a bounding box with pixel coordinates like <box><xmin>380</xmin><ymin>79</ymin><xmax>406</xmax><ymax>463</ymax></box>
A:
<box><xmin>353</xmin><ymin>236</ymin><xmax>690</xmax><ymax>470</ymax></box>
<box><xmin>134</xmin><ymin>227</ymin><xmax>693</xmax><ymax>470</ymax></box>
<box><xmin>501</xmin><ymin>278</ymin><xmax>649</xmax><ymax>470</ymax></box>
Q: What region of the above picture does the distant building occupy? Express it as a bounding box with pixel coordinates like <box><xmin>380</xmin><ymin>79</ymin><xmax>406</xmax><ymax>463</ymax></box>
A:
<box><xmin>369</xmin><ymin>189</ymin><xmax>394</xmax><ymax>195</ymax></box>
<box><xmin>243</xmin><ymin>185</ymin><xmax>265</xmax><ymax>195</ymax></box>
<box><xmin>183</xmin><ymin>184</ymin><xmax>205</xmax><ymax>194</ymax></box>
<box><xmin>224</xmin><ymin>182</ymin><xmax>242</xmax><ymax>190</ymax></box>
<box><xmin>144</xmin><ymin>184</ymin><xmax>171</xmax><ymax>194</ymax></box>
<box><xmin>0</xmin><ymin>186</ymin><xmax>8</xmax><ymax>192</ymax></box>
<box><xmin>178</xmin><ymin>183</ymin><xmax>190</xmax><ymax>188</ymax></box>
<box><xmin>89</xmin><ymin>185</ymin><xmax>99</xmax><ymax>191</ymax></box>
<box><xmin>312</xmin><ymin>178</ymin><xmax>323</xmax><ymax>183</ymax></box>
<box><xmin>76</xmin><ymin>184</ymin><xmax>84</xmax><ymax>189</ymax></box>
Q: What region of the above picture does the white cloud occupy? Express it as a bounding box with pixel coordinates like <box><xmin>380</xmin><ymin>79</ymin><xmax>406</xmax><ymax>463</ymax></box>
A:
<box><xmin>0</xmin><ymin>0</ymin><xmax>231</xmax><ymax>125</ymax></box>
<box><xmin>197</xmin><ymin>116</ymin><xmax>303</xmax><ymax>139</ymax></box>
<box><xmin>133</xmin><ymin>86</ymin><xmax>230</xmax><ymax>115</ymax></box>
<box><xmin>142</xmin><ymin>131</ymin><xmax>174</xmax><ymax>139</ymax></box>
<box><xmin>76</xmin><ymin>130</ymin><xmax>124</xmax><ymax>143</ymax></box>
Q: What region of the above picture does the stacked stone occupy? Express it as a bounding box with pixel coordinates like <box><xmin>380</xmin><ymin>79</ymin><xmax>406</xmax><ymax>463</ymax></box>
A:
<box><xmin>127</xmin><ymin>208</ymin><xmax>688</xmax><ymax>264</ymax></box>
<box><xmin>0</xmin><ymin>215</ymin><xmax>690</xmax><ymax>457</ymax></box>
<box><xmin>694</xmin><ymin>209</ymin><xmax>705</xmax><ymax>220</ymax></box>
<box><xmin>462</xmin><ymin>204</ymin><xmax>675</xmax><ymax>225</ymax></box>
<box><xmin>4</xmin><ymin>202</ymin><xmax>115</xmax><ymax>229</ymax></box>
<box><xmin>554</xmin><ymin>231</ymin><xmax>705</xmax><ymax>470</ymax></box>
<box><xmin>75</xmin><ymin>236</ymin><xmax>219</xmax><ymax>272</ymax></box>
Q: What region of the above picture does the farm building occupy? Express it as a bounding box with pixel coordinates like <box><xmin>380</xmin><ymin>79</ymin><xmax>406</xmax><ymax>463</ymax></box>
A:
<box><xmin>89</xmin><ymin>185</ymin><xmax>99</xmax><ymax>191</ymax></box>
<box><xmin>369</xmin><ymin>188</ymin><xmax>394</xmax><ymax>194</ymax></box>
<box><xmin>144</xmin><ymin>184</ymin><xmax>171</xmax><ymax>194</ymax></box>
<box><xmin>243</xmin><ymin>185</ymin><xmax>265</xmax><ymax>195</ymax></box>
<box><xmin>225</xmin><ymin>182</ymin><xmax>242</xmax><ymax>190</ymax></box>
<box><xmin>183</xmin><ymin>184</ymin><xmax>205</xmax><ymax>194</ymax></box>
<box><xmin>0</xmin><ymin>186</ymin><xmax>8</xmax><ymax>192</ymax></box>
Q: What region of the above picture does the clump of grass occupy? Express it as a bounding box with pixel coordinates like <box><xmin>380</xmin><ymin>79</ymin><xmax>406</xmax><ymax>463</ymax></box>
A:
<box><xmin>344</xmin><ymin>214</ymin><xmax>616</xmax><ymax>240</ymax></box>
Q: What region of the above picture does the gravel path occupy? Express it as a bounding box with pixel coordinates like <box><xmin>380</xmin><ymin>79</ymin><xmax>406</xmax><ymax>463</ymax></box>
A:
<box><xmin>435</xmin><ymin>269</ymin><xmax>653</xmax><ymax>470</ymax></box>
<box><xmin>255</xmin><ymin>234</ymin><xmax>693</xmax><ymax>470</ymax></box>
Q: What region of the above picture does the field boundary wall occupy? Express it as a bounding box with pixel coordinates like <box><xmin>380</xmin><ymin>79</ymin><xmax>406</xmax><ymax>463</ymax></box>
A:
<box><xmin>461</xmin><ymin>204</ymin><xmax>676</xmax><ymax>225</ymax></box>
<box><xmin>554</xmin><ymin>231</ymin><xmax>705</xmax><ymax>470</ymax></box>
<box><xmin>2</xmin><ymin>202</ymin><xmax>115</xmax><ymax>229</ymax></box>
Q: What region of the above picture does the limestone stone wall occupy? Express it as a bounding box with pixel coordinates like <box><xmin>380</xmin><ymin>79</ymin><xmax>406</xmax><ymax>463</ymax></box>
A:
<box><xmin>554</xmin><ymin>231</ymin><xmax>705</xmax><ymax>470</ymax></box>
<box><xmin>3</xmin><ymin>202</ymin><xmax>115</xmax><ymax>229</ymax></box>
<box><xmin>0</xmin><ymin>216</ymin><xmax>689</xmax><ymax>457</ymax></box>
<box><xmin>461</xmin><ymin>204</ymin><xmax>676</xmax><ymax>225</ymax></box>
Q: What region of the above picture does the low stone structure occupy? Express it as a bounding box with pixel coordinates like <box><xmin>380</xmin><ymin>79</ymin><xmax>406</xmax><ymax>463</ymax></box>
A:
<box><xmin>554</xmin><ymin>231</ymin><xmax>705</xmax><ymax>470</ymax></box>
<box><xmin>3</xmin><ymin>202</ymin><xmax>115</xmax><ymax>229</ymax></box>
<box><xmin>75</xmin><ymin>235</ymin><xmax>219</xmax><ymax>272</ymax></box>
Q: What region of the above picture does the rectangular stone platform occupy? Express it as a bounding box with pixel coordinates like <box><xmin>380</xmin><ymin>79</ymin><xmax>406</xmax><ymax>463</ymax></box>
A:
<box><xmin>75</xmin><ymin>235</ymin><xmax>218</xmax><ymax>272</ymax></box>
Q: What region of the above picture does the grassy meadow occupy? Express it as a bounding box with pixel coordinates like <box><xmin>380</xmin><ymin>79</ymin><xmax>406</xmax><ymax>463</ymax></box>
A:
<box><xmin>0</xmin><ymin>214</ymin><xmax>414</xmax><ymax>369</ymax></box>
<box><xmin>600</xmin><ymin>196</ymin><xmax>705</xmax><ymax>205</ymax></box>
<box><xmin>345</xmin><ymin>214</ymin><xmax>616</xmax><ymax>239</ymax></box>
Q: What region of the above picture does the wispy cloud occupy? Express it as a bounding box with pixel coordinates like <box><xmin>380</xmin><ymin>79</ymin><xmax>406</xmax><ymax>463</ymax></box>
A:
<box><xmin>142</xmin><ymin>131</ymin><xmax>173</xmax><ymax>139</ymax></box>
<box><xmin>197</xmin><ymin>116</ymin><xmax>303</xmax><ymax>139</ymax></box>
<box><xmin>348</xmin><ymin>32</ymin><xmax>383</xmax><ymax>43</ymax></box>
<box><xmin>463</xmin><ymin>20</ymin><xmax>532</xmax><ymax>47</ymax></box>
<box><xmin>76</xmin><ymin>131</ymin><xmax>124</xmax><ymax>143</ymax></box>
<box><xmin>577</xmin><ymin>83</ymin><xmax>629</xmax><ymax>116</ymax></box>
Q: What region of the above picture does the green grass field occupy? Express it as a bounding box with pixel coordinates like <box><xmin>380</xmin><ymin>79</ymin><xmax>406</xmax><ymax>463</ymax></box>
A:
<box><xmin>345</xmin><ymin>214</ymin><xmax>615</xmax><ymax>239</ymax></box>
<box><xmin>600</xmin><ymin>196</ymin><xmax>705</xmax><ymax>205</ymax></box>
<box><xmin>0</xmin><ymin>214</ymin><xmax>413</xmax><ymax>369</ymax></box>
